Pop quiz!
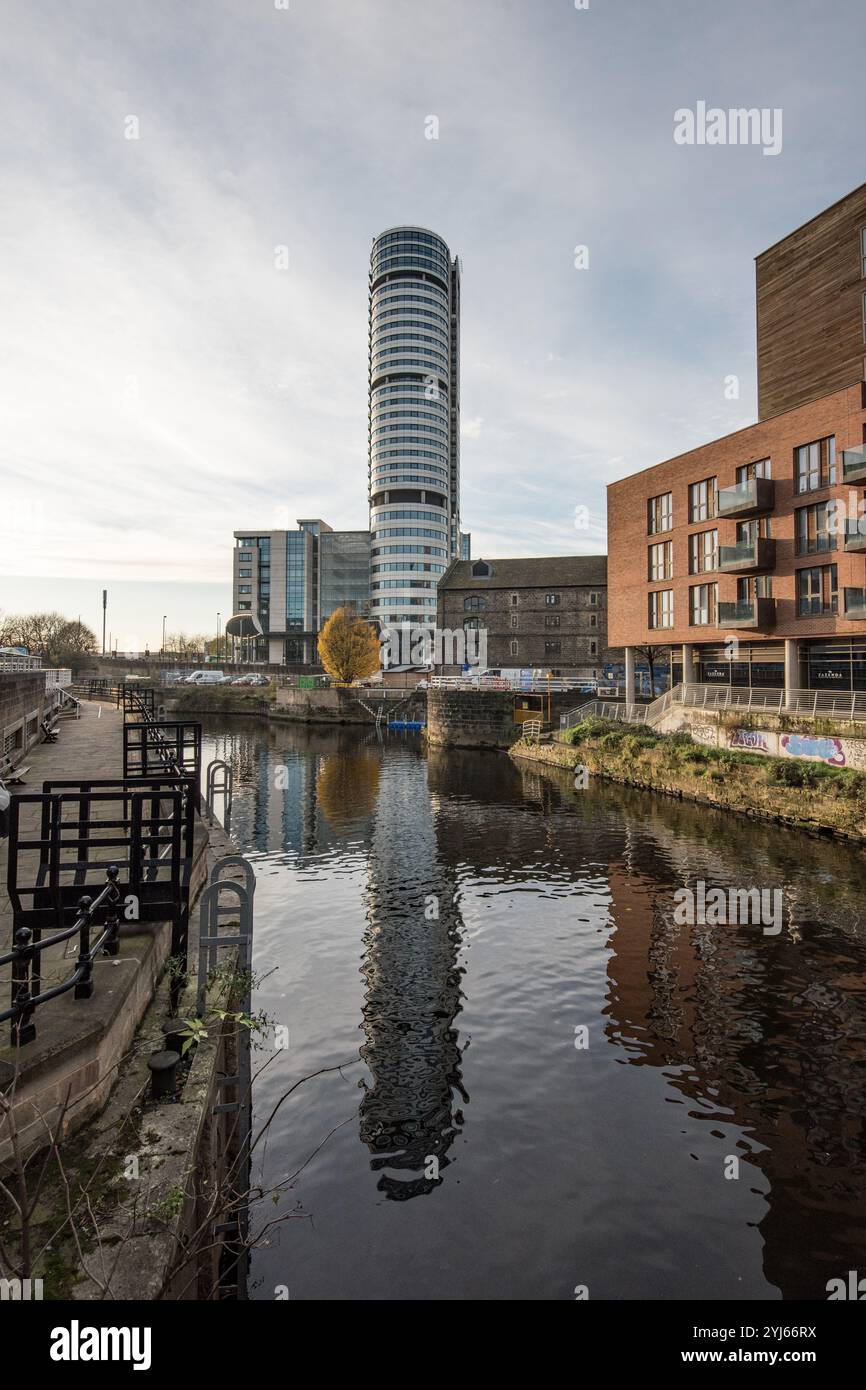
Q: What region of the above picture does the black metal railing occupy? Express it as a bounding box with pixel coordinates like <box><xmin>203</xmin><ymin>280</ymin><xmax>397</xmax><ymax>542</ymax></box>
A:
<box><xmin>4</xmin><ymin>779</ymin><xmax>197</xmax><ymax>1044</ymax></box>
<box><xmin>0</xmin><ymin>866</ymin><xmax>121</xmax><ymax>1046</ymax></box>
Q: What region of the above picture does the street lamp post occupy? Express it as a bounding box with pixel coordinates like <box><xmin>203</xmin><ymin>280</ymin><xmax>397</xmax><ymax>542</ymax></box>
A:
<box><xmin>162</xmin><ymin>615</ymin><xmax>167</xmax><ymax>661</ymax></box>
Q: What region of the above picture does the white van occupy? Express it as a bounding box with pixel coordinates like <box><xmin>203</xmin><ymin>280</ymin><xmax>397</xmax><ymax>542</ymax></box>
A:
<box><xmin>184</xmin><ymin>669</ymin><xmax>226</xmax><ymax>685</ymax></box>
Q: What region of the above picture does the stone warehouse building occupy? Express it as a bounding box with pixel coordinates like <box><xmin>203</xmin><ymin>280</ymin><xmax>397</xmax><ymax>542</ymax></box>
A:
<box><xmin>608</xmin><ymin>180</ymin><xmax>866</xmax><ymax>699</ymax></box>
<box><xmin>436</xmin><ymin>555</ymin><xmax>610</xmax><ymax>679</ymax></box>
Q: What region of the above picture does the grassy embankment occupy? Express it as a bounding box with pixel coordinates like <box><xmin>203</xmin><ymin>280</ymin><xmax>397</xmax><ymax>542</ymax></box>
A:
<box><xmin>509</xmin><ymin>716</ymin><xmax>866</xmax><ymax>841</ymax></box>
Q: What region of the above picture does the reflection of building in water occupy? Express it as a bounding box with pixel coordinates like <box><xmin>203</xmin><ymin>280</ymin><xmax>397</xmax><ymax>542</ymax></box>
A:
<box><xmin>428</xmin><ymin>749</ymin><xmax>866</xmax><ymax>1298</ymax></box>
<box><xmin>360</xmin><ymin>746</ymin><xmax>468</xmax><ymax>1199</ymax></box>
<box><xmin>204</xmin><ymin>724</ymin><xmax>379</xmax><ymax>860</ymax></box>
<box><xmin>596</xmin><ymin>803</ymin><xmax>866</xmax><ymax>1301</ymax></box>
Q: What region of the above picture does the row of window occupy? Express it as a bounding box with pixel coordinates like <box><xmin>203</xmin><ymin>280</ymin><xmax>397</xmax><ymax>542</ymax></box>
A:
<box><xmin>467</xmin><ymin>636</ymin><xmax>599</xmax><ymax>658</ymax></box>
<box><xmin>648</xmin><ymin>564</ymin><xmax>841</xmax><ymax>627</ymax></box>
<box><xmin>463</xmin><ymin>592</ymin><xmax>602</xmax><ymax>611</ymax></box>
<box><xmin>648</xmin><ymin>493</ymin><xmax>865</xmax><ymax>579</ymax></box>
<box><xmin>647</xmin><ymin>440</ymin><xmax>838</xmax><ymax>535</ymax></box>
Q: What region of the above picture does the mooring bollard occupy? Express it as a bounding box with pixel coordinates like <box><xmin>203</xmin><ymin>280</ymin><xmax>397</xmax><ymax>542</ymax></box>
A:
<box><xmin>161</xmin><ymin>1018</ymin><xmax>188</xmax><ymax>1055</ymax></box>
<box><xmin>147</xmin><ymin>1049</ymin><xmax>180</xmax><ymax>1100</ymax></box>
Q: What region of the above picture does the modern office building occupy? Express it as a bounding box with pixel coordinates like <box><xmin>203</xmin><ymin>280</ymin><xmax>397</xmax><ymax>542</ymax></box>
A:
<box><xmin>608</xmin><ymin>182</ymin><xmax>866</xmax><ymax>698</ymax></box>
<box><xmin>436</xmin><ymin>555</ymin><xmax>611</xmax><ymax>680</ymax></box>
<box><xmin>368</xmin><ymin>227</ymin><xmax>461</xmax><ymax>630</ymax></box>
<box><xmin>232</xmin><ymin>520</ymin><xmax>371</xmax><ymax>664</ymax></box>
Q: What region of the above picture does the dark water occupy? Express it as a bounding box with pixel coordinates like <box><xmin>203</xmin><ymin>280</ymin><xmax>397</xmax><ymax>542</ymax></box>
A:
<box><xmin>199</xmin><ymin>718</ymin><xmax>866</xmax><ymax>1301</ymax></box>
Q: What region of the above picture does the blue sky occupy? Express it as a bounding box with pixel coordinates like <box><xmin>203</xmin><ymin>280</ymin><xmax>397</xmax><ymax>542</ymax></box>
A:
<box><xmin>2</xmin><ymin>0</ymin><xmax>866</xmax><ymax>648</ymax></box>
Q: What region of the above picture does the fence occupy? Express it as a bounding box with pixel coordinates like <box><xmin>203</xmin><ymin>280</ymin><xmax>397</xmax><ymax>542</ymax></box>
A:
<box><xmin>559</xmin><ymin>683</ymin><xmax>866</xmax><ymax>732</ymax></box>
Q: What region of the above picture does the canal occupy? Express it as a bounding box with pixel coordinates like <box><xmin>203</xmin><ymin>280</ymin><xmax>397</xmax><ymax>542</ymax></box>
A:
<box><xmin>199</xmin><ymin>717</ymin><xmax>866</xmax><ymax>1301</ymax></box>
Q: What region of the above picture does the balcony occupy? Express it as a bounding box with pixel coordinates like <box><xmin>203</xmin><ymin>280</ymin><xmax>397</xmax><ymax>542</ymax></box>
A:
<box><xmin>842</xmin><ymin>447</ymin><xmax>866</xmax><ymax>484</ymax></box>
<box><xmin>716</xmin><ymin>477</ymin><xmax>775</xmax><ymax>519</ymax></box>
<box><xmin>843</xmin><ymin>588</ymin><xmax>866</xmax><ymax>619</ymax></box>
<box><xmin>718</xmin><ymin>537</ymin><xmax>776</xmax><ymax>573</ymax></box>
<box><xmin>844</xmin><ymin>522</ymin><xmax>866</xmax><ymax>553</ymax></box>
<box><xmin>717</xmin><ymin>598</ymin><xmax>777</xmax><ymax>630</ymax></box>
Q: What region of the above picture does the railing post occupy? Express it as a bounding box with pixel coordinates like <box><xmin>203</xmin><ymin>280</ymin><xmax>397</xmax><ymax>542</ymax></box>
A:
<box><xmin>74</xmin><ymin>895</ymin><xmax>94</xmax><ymax>999</ymax></box>
<box><xmin>10</xmin><ymin>927</ymin><xmax>36</xmax><ymax>1046</ymax></box>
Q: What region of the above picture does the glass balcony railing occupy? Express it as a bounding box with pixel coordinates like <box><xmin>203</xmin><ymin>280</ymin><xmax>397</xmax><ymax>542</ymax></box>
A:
<box><xmin>842</xmin><ymin>448</ymin><xmax>866</xmax><ymax>483</ymax></box>
<box><xmin>717</xmin><ymin>598</ymin><xmax>776</xmax><ymax>629</ymax></box>
<box><xmin>716</xmin><ymin>477</ymin><xmax>775</xmax><ymax>518</ymax></box>
<box><xmin>844</xmin><ymin>522</ymin><xmax>866</xmax><ymax>551</ymax></box>
<box><xmin>718</xmin><ymin>538</ymin><xmax>776</xmax><ymax>572</ymax></box>
<box><xmin>843</xmin><ymin>588</ymin><xmax>866</xmax><ymax>618</ymax></box>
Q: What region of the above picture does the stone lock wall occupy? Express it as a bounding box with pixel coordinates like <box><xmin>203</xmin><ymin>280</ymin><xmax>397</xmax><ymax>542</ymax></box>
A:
<box><xmin>0</xmin><ymin>672</ymin><xmax>47</xmax><ymax>765</ymax></box>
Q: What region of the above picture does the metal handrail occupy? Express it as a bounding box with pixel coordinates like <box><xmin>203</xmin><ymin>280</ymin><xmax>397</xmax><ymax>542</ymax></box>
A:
<box><xmin>560</xmin><ymin>682</ymin><xmax>866</xmax><ymax>732</ymax></box>
<box><xmin>0</xmin><ymin>866</ymin><xmax>121</xmax><ymax>1045</ymax></box>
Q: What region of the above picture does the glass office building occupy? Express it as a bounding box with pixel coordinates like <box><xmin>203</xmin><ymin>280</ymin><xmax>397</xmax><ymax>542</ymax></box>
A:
<box><xmin>232</xmin><ymin>521</ymin><xmax>371</xmax><ymax>664</ymax></box>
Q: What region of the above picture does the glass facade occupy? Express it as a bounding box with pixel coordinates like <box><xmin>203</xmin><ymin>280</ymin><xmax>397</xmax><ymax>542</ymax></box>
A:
<box><xmin>369</xmin><ymin>226</ymin><xmax>460</xmax><ymax>627</ymax></box>
<box><xmin>319</xmin><ymin>531</ymin><xmax>372</xmax><ymax>621</ymax></box>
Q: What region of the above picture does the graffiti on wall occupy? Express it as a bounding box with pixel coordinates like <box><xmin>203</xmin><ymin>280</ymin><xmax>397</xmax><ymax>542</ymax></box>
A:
<box><xmin>728</xmin><ymin>729</ymin><xmax>769</xmax><ymax>752</ymax></box>
<box><xmin>780</xmin><ymin>734</ymin><xmax>846</xmax><ymax>766</ymax></box>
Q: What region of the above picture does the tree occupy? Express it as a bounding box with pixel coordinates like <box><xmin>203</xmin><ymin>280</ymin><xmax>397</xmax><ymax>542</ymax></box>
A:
<box><xmin>165</xmin><ymin>632</ymin><xmax>208</xmax><ymax>658</ymax></box>
<box><xmin>0</xmin><ymin>612</ymin><xmax>96</xmax><ymax>665</ymax></box>
<box><xmin>317</xmin><ymin>607</ymin><xmax>380</xmax><ymax>683</ymax></box>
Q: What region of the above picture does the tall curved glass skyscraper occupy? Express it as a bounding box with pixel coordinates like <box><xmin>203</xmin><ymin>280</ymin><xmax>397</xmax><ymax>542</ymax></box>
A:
<box><xmin>369</xmin><ymin>227</ymin><xmax>461</xmax><ymax>630</ymax></box>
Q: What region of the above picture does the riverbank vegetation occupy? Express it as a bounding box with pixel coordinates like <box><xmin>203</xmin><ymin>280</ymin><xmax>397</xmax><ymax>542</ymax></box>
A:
<box><xmin>510</xmin><ymin>718</ymin><xmax>866</xmax><ymax>841</ymax></box>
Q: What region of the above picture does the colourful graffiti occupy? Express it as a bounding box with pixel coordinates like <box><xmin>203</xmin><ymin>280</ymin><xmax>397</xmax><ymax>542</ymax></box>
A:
<box><xmin>729</xmin><ymin>729</ymin><xmax>769</xmax><ymax>752</ymax></box>
<box><xmin>780</xmin><ymin>734</ymin><xmax>845</xmax><ymax>766</ymax></box>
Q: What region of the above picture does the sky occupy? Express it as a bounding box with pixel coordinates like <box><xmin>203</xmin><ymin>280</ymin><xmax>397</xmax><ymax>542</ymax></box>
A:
<box><xmin>2</xmin><ymin>0</ymin><xmax>866</xmax><ymax>649</ymax></box>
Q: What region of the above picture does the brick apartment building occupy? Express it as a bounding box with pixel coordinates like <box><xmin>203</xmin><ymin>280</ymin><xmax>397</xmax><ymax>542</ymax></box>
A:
<box><xmin>436</xmin><ymin>555</ymin><xmax>610</xmax><ymax>679</ymax></box>
<box><xmin>609</xmin><ymin>181</ymin><xmax>866</xmax><ymax>698</ymax></box>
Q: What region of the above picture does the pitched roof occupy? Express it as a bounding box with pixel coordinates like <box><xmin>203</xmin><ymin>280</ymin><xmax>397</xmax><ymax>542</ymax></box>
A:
<box><xmin>438</xmin><ymin>555</ymin><xmax>608</xmax><ymax>590</ymax></box>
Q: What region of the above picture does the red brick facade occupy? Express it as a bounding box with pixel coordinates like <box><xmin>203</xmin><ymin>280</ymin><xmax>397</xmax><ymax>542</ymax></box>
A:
<box><xmin>608</xmin><ymin>382</ymin><xmax>866</xmax><ymax>653</ymax></box>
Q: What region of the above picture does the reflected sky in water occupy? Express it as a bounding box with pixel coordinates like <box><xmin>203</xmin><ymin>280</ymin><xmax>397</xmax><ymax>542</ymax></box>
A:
<box><xmin>200</xmin><ymin>718</ymin><xmax>866</xmax><ymax>1301</ymax></box>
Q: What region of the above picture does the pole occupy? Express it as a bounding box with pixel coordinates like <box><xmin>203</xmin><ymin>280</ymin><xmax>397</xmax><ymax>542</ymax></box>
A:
<box><xmin>216</xmin><ymin>613</ymin><xmax>221</xmax><ymax>663</ymax></box>
<box><xmin>162</xmin><ymin>614</ymin><xmax>167</xmax><ymax>660</ymax></box>
<box><xmin>102</xmin><ymin>589</ymin><xmax>107</xmax><ymax>656</ymax></box>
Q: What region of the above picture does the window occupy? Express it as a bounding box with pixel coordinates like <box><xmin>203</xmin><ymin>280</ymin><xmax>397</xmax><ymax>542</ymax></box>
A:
<box><xmin>589</xmin><ymin>640</ymin><xmax>597</xmax><ymax>656</ymax></box>
<box><xmin>590</xmin><ymin>613</ymin><xmax>597</xmax><ymax>627</ymax></box>
<box><xmin>511</xmin><ymin>593</ymin><xmax>519</xmax><ymax>607</ymax></box>
<box><xmin>736</xmin><ymin>459</ymin><xmax>771</xmax><ymax>484</ymax></box>
<box><xmin>863</xmin><ymin>290</ymin><xmax>866</xmax><ymax>342</ymax></box>
<box><xmin>463</xmin><ymin>595</ymin><xmax>486</xmax><ymax>611</ymax></box>
<box><xmin>796</xmin><ymin>502</ymin><xmax>837</xmax><ymax>555</ymax></box>
<box><xmin>544</xmin><ymin>641</ymin><xmax>561</xmax><ymax>656</ymax></box>
<box><xmin>471</xmin><ymin>560</ymin><xmax>492</xmax><ymax>577</ymax></box>
<box><xmin>463</xmin><ymin>617</ymin><xmax>481</xmax><ymax>631</ymax></box>
<box><xmin>862</xmin><ymin>227</ymin><xmax>866</xmax><ymax>278</ymax></box>
<box><xmin>238</xmin><ymin>601</ymin><xmax>251</xmax><ymax>611</ymax></box>
<box><xmin>590</xmin><ymin>592</ymin><xmax>600</xmax><ymax>605</ymax></box>
<box><xmin>544</xmin><ymin>614</ymin><xmax>561</xmax><ymax>628</ymax></box>
<box><xmin>545</xmin><ymin>593</ymin><xmax>561</xmax><ymax>606</ymax></box>
<box><xmin>648</xmin><ymin>493</ymin><xmax>673</xmax><ymax>534</ymax></box>
<box><xmin>797</xmin><ymin>564</ymin><xmax>838</xmax><ymax>617</ymax></box>
<box><xmin>649</xmin><ymin>589</ymin><xmax>674</xmax><ymax>629</ymax></box>
<box><xmin>238</xmin><ymin>551</ymin><xmax>252</xmax><ymax>561</ymax></box>
<box><xmin>736</xmin><ymin>518</ymin><xmax>772</xmax><ymax>543</ymax></box>
<box><xmin>238</xmin><ymin>585</ymin><xmax>252</xmax><ymax>594</ymax></box>
<box><xmin>238</xmin><ymin>568</ymin><xmax>252</xmax><ymax>578</ymax></box>
<box><xmin>689</xmin><ymin>529</ymin><xmax>718</xmax><ymax>574</ymax></box>
<box><xmin>510</xmin><ymin>640</ymin><xmax>518</xmax><ymax>656</ymax></box>
<box><xmin>648</xmin><ymin>541</ymin><xmax>673</xmax><ymax>581</ymax></box>
<box><xmin>688</xmin><ymin>477</ymin><xmax>718</xmax><ymax>523</ymax></box>
<box><xmin>511</xmin><ymin>614</ymin><xmax>518</xmax><ymax>629</ymax></box>
<box><xmin>689</xmin><ymin>582</ymin><xmax>718</xmax><ymax>626</ymax></box>
<box><xmin>795</xmin><ymin>436</ymin><xmax>836</xmax><ymax>494</ymax></box>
